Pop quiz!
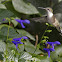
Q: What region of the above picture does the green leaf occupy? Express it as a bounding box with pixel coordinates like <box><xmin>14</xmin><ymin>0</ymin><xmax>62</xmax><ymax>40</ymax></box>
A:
<box><xmin>33</xmin><ymin>54</ymin><xmax>53</xmax><ymax>62</ymax></box>
<box><xmin>8</xmin><ymin>43</ymin><xmax>16</xmax><ymax>49</ymax></box>
<box><xmin>17</xmin><ymin>29</ymin><xmax>35</xmax><ymax>41</ymax></box>
<box><xmin>0</xmin><ymin>40</ymin><xmax>6</xmax><ymax>52</ymax></box>
<box><xmin>19</xmin><ymin>52</ymin><xmax>41</xmax><ymax>62</ymax></box>
<box><xmin>25</xmin><ymin>41</ymin><xmax>43</xmax><ymax>54</ymax></box>
<box><xmin>46</xmin><ymin>23</ymin><xmax>49</xmax><ymax>26</ymax></box>
<box><xmin>12</xmin><ymin>0</ymin><xmax>39</xmax><ymax>14</ymax></box>
<box><xmin>40</xmin><ymin>57</ymin><xmax>53</xmax><ymax>62</ymax></box>
<box><xmin>43</xmin><ymin>36</ymin><xmax>49</xmax><ymax>39</ymax></box>
<box><xmin>0</xmin><ymin>9</ymin><xmax>14</xmax><ymax>23</ymax></box>
<box><xmin>11</xmin><ymin>17</ymin><xmax>20</xmax><ymax>27</ymax></box>
<box><xmin>18</xmin><ymin>44</ymin><xmax>24</xmax><ymax>52</ymax></box>
<box><xmin>21</xmin><ymin>53</ymin><xmax>53</xmax><ymax>62</ymax></box>
<box><xmin>45</xmin><ymin>30</ymin><xmax>52</xmax><ymax>33</ymax></box>
<box><xmin>41</xmin><ymin>39</ymin><xmax>47</xmax><ymax>43</ymax></box>
<box><xmin>0</xmin><ymin>4</ymin><xmax>6</xmax><ymax>9</ymax></box>
<box><xmin>0</xmin><ymin>24</ymin><xmax>10</xmax><ymax>29</ymax></box>
<box><xmin>0</xmin><ymin>0</ymin><xmax>5</xmax><ymax>3</ymax></box>
<box><xmin>26</xmin><ymin>57</ymin><xmax>41</xmax><ymax>62</ymax></box>
<box><xmin>20</xmin><ymin>52</ymin><xmax>32</xmax><ymax>60</ymax></box>
<box><xmin>11</xmin><ymin>19</ymin><xmax>18</xmax><ymax>27</ymax></box>
<box><xmin>0</xmin><ymin>24</ymin><xmax>22</xmax><ymax>40</ymax></box>
<box><xmin>5</xmin><ymin>1</ymin><xmax>22</xmax><ymax>17</ymax></box>
<box><xmin>7</xmin><ymin>42</ymin><xmax>24</xmax><ymax>52</ymax></box>
<box><xmin>50</xmin><ymin>45</ymin><xmax>62</xmax><ymax>61</ymax></box>
<box><xmin>19</xmin><ymin>59</ymin><xmax>26</xmax><ymax>62</ymax></box>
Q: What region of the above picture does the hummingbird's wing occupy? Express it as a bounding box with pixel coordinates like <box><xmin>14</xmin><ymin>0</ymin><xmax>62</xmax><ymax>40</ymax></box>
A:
<box><xmin>30</xmin><ymin>16</ymin><xmax>48</xmax><ymax>23</ymax></box>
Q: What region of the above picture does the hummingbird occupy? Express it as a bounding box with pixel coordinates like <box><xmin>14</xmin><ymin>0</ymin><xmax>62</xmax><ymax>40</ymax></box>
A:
<box><xmin>38</xmin><ymin>7</ymin><xmax>62</xmax><ymax>33</ymax></box>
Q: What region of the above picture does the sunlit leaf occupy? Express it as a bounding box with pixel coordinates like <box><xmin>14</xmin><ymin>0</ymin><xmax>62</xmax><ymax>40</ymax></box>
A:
<box><xmin>11</xmin><ymin>19</ymin><xmax>18</xmax><ymax>27</ymax></box>
<box><xmin>20</xmin><ymin>52</ymin><xmax>32</xmax><ymax>60</ymax></box>
<box><xmin>0</xmin><ymin>0</ymin><xmax>5</xmax><ymax>3</ymax></box>
<box><xmin>50</xmin><ymin>45</ymin><xmax>62</xmax><ymax>61</ymax></box>
<box><xmin>0</xmin><ymin>40</ymin><xmax>6</xmax><ymax>52</ymax></box>
<box><xmin>25</xmin><ymin>41</ymin><xmax>43</xmax><ymax>54</ymax></box>
<box><xmin>12</xmin><ymin>0</ymin><xmax>39</xmax><ymax>14</ymax></box>
<box><xmin>45</xmin><ymin>30</ymin><xmax>52</xmax><ymax>33</ymax></box>
<box><xmin>0</xmin><ymin>9</ymin><xmax>14</xmax><ymax>23</ymax></box>
<box><xmin>0</xmin><ymin>24</ymin><xmax>22</xmax><ymax>40</ymax></box>
<box><xmin>0</xmin><ymin>4</ymin><xmax>6</xmax><ymax>9</ymax></box>
<box><xmin>17</xmin><ymin>29</ymin><xmax>35</xmax><ymax>41</ymax></box>
<box><xmin>43</xmin><ymin>36</ymin><xmax>49</xmax><ymax>39</ymax></box>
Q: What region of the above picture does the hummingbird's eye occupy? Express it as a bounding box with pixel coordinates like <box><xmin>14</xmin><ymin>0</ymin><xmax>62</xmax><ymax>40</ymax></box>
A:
<box><xmin>47</xmin><ymin>9</ymin><xmax>49</xmax><ymax>10</ymax></box>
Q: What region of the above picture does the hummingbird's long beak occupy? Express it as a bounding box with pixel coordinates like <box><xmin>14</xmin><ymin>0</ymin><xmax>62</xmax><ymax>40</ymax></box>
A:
<box><xmin>38</xmin><ymin>7</ymin><xmax>46</xmax><ymax>9</ymax></box>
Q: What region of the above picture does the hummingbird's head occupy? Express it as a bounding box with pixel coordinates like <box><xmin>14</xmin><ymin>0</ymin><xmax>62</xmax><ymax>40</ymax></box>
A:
<box><xmin>45</xmin><ymin>7</ymin><xmax>53</xmax><ymax>13</ymax></box>
<box><xmin>38</xmin><ymin>7</ymin><xmax>53</xmax><ymax>13</ymax></box>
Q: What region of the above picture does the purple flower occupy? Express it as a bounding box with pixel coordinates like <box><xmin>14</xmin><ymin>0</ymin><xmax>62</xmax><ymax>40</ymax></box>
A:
<box><xmin>47</xmin><ymin>41</ymin><xmax>61</xmax><ymax>48</ymax></box>
<box><xmin>43</xmin><ymin>41</ymin><xmax>61</xmax><ymax>57</ymax></box>
<box><xmin>12</xmin><ymin>36</ymin><xmax>28</xmax><ymax>50</ymax></box>
<box><xmin>15</xmin><ymin>19</ymin><xmax>30</xmax><ymax>28</ymax></box>
<box><xmin>2</xmin><ymin>18</ymin><xmax>6</xmax><ymax>21</ymax></box>
<box><xmin>43</xmin><ymin>48</ymin><xmax>55</xmax><ymax>57</ymax></box>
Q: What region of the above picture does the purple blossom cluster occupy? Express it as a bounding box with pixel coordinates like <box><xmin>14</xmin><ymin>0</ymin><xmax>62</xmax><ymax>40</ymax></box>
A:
<box><xmin>15</xmin><ymin>19</ymin><xmax>30</xmax><ymax>28</ymax></box>
<box><xmin>12</xmin><ymin>36</ymin><xmax>28</xmax><ymax>50</ymax></box>
<box><xmin>12</xmin><ymin>19</ymin><xmax>30</xmax><ymax>50</ymax></box>
<box><xmin>43</xmin><ymin>41</ymin><xmax>61</xmax><ymax>57</ymax></box>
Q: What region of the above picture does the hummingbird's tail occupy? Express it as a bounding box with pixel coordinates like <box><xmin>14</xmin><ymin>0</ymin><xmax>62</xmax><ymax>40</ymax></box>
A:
<box><xmin>56</xmin><ymin>26</ymin><xmax>62</xmax><ymax>36</ymax></box>
<box><xmin>57</xmin><ymin>27</ymin><xmax>62</xmax><ymax>36</ymax></box>
<box><xmin>56</xmin><ymin>26</ymin><xmax>61</xmax><ymax>33</ymax></box>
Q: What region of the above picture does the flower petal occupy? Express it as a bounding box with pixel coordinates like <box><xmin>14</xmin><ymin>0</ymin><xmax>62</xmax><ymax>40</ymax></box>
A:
<box><xmin>12</xmin><ymin>41</ymin><xmax>17</xmax><ymax>45</ymax></box>
<box><xmin>21</xmin><ymin>22</ymin><xmax>25</xmax><ymax>28</ymax></box>
<box><xmin>12</xmin><ymin>41</ymin><xmax>23</xmax><ymax>44</ymax></box>
<box><xmin>21</xmin><ymin>36</ymin><xmax>28</xmax><ymax>39</ymax></box>
<box><xmin>23</xmin><ymin>19</ymin><xmax>30</xmax><ymax>24</ymax></box>
<box><xmin>43</xmin><ymin>48</ymin><xmax>49</xmax><ymax>52</ymax></box>
<box><xmin>47</xmin><ymin>42</ymin><xmax>53</xmax><ymax>45</ymax></box>
<box><xmin>2</xmin><ymin>18</ymin><xmax>6</xmax><ymax>21</ymax></box>
<box><xmin>16</xmin><ymin>44</ymin><xmax>18</xmax><ymax>50</ymax></box>
<box><xmin>12</xmin><ymin>36</ymin><xmax>28</xmax><ymax>50</ymax></box>
<box><xmin>49</xmin><ymin>48</ymin><xmax>55</xmax><ymax>51</ymax></box>
<box><xmin>51</xmin><ymin>44</ymin><xmax>54</xmax><ymax>49</ymax></box>
<box><xmin>15</xmin><ymin>19</ymin><xmax>30</xmax><ymax>28</ymax></box>
<box><xmin>54</xmin><ymin>41</ymin><xmax>61</xmax><ymax>45</ymax></box>
<box><xmin>13</xmin><ymin>38</ymin><xmax>21</xmax><ymax>41</ymax></box>
<box><xmin>15</xmin><ymin>19</ymin><xmax>22</xmax><ymax>23</ymax></box>
<box><xmin>48</xmin><ymin>51</ymin><xmax>50</xmax><ymax>57</ymax></box>
<box><xmin>19</xmin><ymin>41</ymin><xmax>24</xmax><ymax>44</ymax></box>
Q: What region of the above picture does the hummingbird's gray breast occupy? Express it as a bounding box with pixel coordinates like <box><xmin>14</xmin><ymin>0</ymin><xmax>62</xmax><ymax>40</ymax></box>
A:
<box><xmin>47</xmin><ymin>16</ymin><xmax>55</xmax><ymax>23</ymax></box>
<box><xmin>47</xmin><ymin>11</ymin><xmax>55</xmax><ymax>25</ymax></box>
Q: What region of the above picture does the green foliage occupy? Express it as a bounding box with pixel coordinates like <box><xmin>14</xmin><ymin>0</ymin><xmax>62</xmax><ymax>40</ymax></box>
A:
<box><xmin>0</xmin><ymin>40</ymin><xmax>6</xmax><ymax>52</ymax></box>
<box><xmin>45</xmin><ymin>30</ymin><xmax>52</xmax><ymax>33</ymax></box>
<box><xmin>24</xmin><ymin>41</ymin><xmax>43</xmax><ymax>54</ymax></box>
<box><xmin>50</xmin><ymin>45</ymin><xmax>62</xmax><ymax>62</ymax></box>
<box><xmin>0</xmin><ymin>24</ymin><xmax>21</xmax><ymax>40</ymax></box>
<box><xmin>0</xmin><ymin>0</ymin><xmax>62</xmax><ymax>62</ymax></box>
<box><xmin>0</xmin><ymin>4</ymin><xmax>6</xmax><ymax>9</ymax></box>
<box><xmin>0</xmin><ymin>9</ymin><xmax>14</xmax><ymax>23</ymax></box>
<box><xmin>17</xmin><ymin>29</ymin><xmax>35</xmax><ymax>41</ymax></box>
<box><xmin>12</xmin><ymin>0</ymin><xmax>39</xmax><ymax>14</ymax></box>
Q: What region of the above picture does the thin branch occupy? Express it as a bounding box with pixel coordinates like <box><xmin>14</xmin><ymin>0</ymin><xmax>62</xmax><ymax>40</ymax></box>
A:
<box><xmin>35</xmin><ymin>34</ymin><xmax>38</xmax><ymax>47</ymax></box>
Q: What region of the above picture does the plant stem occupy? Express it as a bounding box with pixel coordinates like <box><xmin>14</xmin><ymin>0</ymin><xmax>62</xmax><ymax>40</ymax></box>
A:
<box><xmin>39</xmin><ymin>25</ymin><xmax>49</xmax><ymax>44</ymax></box>
<box><xmin>7</xmin><ymin>21</ymin><xmax>10</xmax><ymax>40</ymax></box>
<box><xmin>5</xmin><ymin>19</ymin><xmax>10</xmax><ymax>62</ymax></box>
<box><xmin>35</xmin><ymin>34</ymin><xmax>38</xmax><ymax>47</ymax></box>
<box><xmin>33</xmin><ymin>25</ymin><xmax>49</xmax><ymax>54</ymax></box>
